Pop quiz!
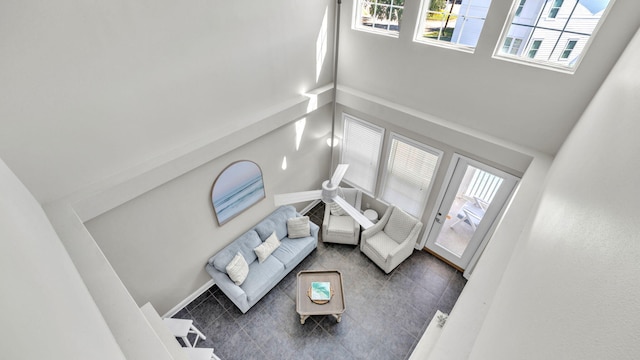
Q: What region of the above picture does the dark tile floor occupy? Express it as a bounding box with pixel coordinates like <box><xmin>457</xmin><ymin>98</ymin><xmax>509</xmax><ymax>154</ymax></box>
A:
<box><xmin>172</xmin><ymin>203</ymin><xmax>466</xmax><ymax>360</ymax></box>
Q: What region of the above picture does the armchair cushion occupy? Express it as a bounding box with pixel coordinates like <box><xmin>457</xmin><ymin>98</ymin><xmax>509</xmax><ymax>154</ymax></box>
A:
<box><xmin>385</xmin><ymin>208</ymin><xmax>418</xmax><ymax>243</ymax></box>
<box><xmin>366</xmin><ymin>232</ymin><xmax>398</xmax><ymax>260</ymax></box>
<box><xmin>327</xmin><ymin>215</ymin><xmax>356</xmax><ymax>234</ymax></box>
<box><xmin>322</xmin><ymin>187</ymin><xmax>362</xmax><ymax>245</ymax></box>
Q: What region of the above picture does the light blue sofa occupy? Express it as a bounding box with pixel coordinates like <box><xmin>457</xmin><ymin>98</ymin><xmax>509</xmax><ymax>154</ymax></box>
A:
<box><xmin>205</xmin><ymin>206</ymin><xmax>319</xmax><ymax>313</ymax></box>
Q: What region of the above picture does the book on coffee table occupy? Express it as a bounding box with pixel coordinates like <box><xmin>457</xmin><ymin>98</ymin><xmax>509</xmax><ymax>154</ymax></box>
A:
<box><xmin>310</xmin><ymin>281</ymin><xmax>331</xmax><ymax>301</ymax></box>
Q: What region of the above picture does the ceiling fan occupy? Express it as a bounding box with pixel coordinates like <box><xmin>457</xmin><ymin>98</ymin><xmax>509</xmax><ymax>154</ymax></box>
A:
<box><xmin>274</xmin><ymin>163</ymin><xmax>374</xmax><ymax>229</ymax></box>
<box><xmin>273</xmin><ymin>0</ymin><xmax>374</xmax><ymax>229</ymax></box>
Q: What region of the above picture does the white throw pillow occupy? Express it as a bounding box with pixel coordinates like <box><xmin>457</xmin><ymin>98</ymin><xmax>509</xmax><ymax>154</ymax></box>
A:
<box><xmin>225</xmin><ymin>252</ymin><xmax>249</xmax><ymax>286</ymax></box>
<box><xmin>287</xmin><ymin>216</ymin><xmax>311</xmax><ymax>238</ymax></box>
<box><xmin>254</xmin><ymin>231</ymin><xmax>281</xmax><ymax>263</ymax></box>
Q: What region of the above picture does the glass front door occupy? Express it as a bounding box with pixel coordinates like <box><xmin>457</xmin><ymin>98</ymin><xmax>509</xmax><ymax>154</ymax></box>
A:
<box><xmin>425</xmin><ymin>155</ymin><xmax>518</xmax><ymax>269</ymax></box>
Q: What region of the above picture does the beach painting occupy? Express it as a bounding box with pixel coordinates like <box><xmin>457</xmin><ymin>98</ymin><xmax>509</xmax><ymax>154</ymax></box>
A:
<box><xmin>212</xmin><ymin>161</ymin><xmax>266</xmax><ymax>226</ymax></box>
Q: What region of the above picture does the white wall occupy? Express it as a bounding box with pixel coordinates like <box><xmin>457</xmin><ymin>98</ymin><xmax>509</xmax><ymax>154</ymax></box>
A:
<box><xmin>84</xmin><ymin>106</ymin><xmax>332</xmax><ymax>314</ymax></box>
<box><xmin>0</xmin><ymin>0</ymin><xmax>334</xmax><ymax>204</ymax></box>
<box><xmin>0</xmin><ymin>158</ymin><xmax>125</xmax><ymax>360</ymax></box>
<box><xmin>450</xmin><ymin>26</ymin><xmax>640</xmax><ymax>359</ymax></box>
<box><xmin>338</xmin><ymin>0</ymin><xmax>640</xmax><ymax>155</ymax></box>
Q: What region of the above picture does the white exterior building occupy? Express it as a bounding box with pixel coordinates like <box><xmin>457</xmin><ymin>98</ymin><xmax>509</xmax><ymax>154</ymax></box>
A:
<box><xmin>503</xmin><ymin>0</ymin><xmax>610</xmax><ymax>66</ymax></box>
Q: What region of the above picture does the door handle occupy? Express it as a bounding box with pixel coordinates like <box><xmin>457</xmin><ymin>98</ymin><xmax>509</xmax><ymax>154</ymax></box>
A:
<box><xmin>434</xmin><ymin>212</ymin><xmax>443</xmax><ymax>224</ymax></box>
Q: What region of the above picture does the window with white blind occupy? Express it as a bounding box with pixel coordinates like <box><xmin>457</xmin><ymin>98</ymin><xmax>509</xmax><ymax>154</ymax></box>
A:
<box><xmin>380</xmin><ymin>134</ymin><xmax>443</xmax><ymax>218</ymax></box>
<box><xmin>340</xmin><ymin>114</ymin><xmax>385</xmax><ymax>195</ymax></box>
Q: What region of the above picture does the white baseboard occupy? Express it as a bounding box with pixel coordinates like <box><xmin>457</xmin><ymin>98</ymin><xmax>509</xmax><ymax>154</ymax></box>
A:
<box><xmin>163</xmin><ymin>279</ymin><xmax>215</xmax><ymax>318</ymax></box>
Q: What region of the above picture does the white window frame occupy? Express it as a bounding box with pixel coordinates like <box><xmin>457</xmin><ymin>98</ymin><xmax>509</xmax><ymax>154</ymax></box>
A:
<box><xmin>353</xmin><ymin>0</ymin><xmax>405</xmax><ymax>38</ymax></box>
<box><xmin>379</xmin><ymin>133</ymin><xmax>443</xmax><ymax>218</ymax></box>
<box><xmin>340</xmin><ymin>114</ymin><xmax>385</xmax><ymax>196</ymax></box>
<box><xmin>493</xmin><ymin>0</ymin><xmax>616</xmax><ymax>74</ymax></box>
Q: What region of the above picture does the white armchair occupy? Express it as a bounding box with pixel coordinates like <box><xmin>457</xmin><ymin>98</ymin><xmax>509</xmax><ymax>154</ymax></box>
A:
<box><xmin>322</xmin><ymin>188</ymin><xmax>362</xmax><ymax>245</ymax></box>
<box><xmin>360</xmin><ymin>205</ymin><xmax>423</xmax><ymax>274</ymax></box>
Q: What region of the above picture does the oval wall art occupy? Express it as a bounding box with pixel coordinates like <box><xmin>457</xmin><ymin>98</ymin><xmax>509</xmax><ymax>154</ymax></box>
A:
<box><xmin>211</xmin><ymin>160</ymin><xmax>266</xmax><ymax>226</ymax></box>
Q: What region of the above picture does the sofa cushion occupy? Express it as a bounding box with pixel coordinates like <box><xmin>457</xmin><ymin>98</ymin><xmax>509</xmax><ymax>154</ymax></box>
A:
<box><xmin>254</xmin><ymin>232</ymin><xmax>280</xmax><ymax>263</ymax></box>
<box><xmin>272</xmin><ymin>235</ymin><xmax>316</xmax><ymax>269</ymax></box>
<box><xmin>226</xmin><ymin>252</ymin><xmax>249</xmax><ymax>285</ymax></box>
<box><xmin>384</xmin><ymin>208</ymin><xmax>416</xmax><ymax>244</ymax></box>
<box><xmin>241</xmin><ymin>255</ymin><xmax>285</xmax><ymax>303</ymax></box>
<box><xmin>211</xmin><ymin>230</ymin><xmax>262</xmax><ymax>273</ymax></box>
<box><xmin>255</xmin><ymin>206</ymin><xmax>297</xmax><ymax>240</ymax></box>
<box><xmin>287</xmin><ymin>216</ymin><xmax>311</xmax><ymax>238</ymax></box>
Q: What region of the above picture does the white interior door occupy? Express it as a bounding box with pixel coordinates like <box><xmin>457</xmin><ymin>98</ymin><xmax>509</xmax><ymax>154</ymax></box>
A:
<box><xmin>423</xmin><ymin>155</ymin><xmax>518</xmax><ymax>270</ymax></box>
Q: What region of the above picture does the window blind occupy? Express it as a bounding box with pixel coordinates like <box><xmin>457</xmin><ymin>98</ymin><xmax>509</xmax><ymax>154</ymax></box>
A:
<box><xmin>381</xmin><ymin>135</ymin><xmax>441</xmax><ymax>217</ymax></box>
<box><xmin>340</xmin><ymin>115</ymin><xmax>384</xmax><ymax>194</ymax></box>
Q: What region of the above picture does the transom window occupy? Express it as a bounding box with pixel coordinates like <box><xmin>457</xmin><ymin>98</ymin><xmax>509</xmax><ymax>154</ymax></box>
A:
<box><xmin>354</xmin><ymin>0</ymin><xmax>405</xmax><ymax>37</ymax></box>
<box><xmin>414</xmin><ymin>0</ymin><xmax>494</xmax><ymax>51</ymax></box>
<box><xmin>495</xmin><ymin>0</ymin><xmax>613</xmax><ymax>72</ymax></box>
<box><xmin>380</xmin><ymin>134</ymin><xmax>442</xmax><ymax>218</ymax></box>
<box><xmin>340</xmin><ymin>114</ymin><xmax>385</xmax><ymax>195</ymax></box>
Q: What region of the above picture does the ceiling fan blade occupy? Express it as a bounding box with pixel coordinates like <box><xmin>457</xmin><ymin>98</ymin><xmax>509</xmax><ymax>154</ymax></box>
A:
<box><xmin>274</xmin><ymin>190</ymin><xmax>323</xmax><ymax>206</ymax></box>
<box><xmin>330</xmin><ymin>164</ymin><xmax>349</xmax><ymax>187</ymax></box>
<box><xmin>333</xmin><ymin>195</ymin><xmax>374</xmax><ymax>230</ymax></box>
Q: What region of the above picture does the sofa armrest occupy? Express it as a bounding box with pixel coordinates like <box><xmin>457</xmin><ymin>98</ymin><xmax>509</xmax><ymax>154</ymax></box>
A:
<box><xmin>205</xmin><ymin>264</ymin><xmax>247</xmax><ymax>304</ymax></box>
<box><xmin>309</xmin><ymin>219</ymin><xmax>320</xmax><ymax>240</ymax></box>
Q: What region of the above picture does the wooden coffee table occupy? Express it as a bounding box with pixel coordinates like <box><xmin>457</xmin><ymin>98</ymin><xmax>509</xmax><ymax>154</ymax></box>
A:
<box><xmin>296</xmin><ymin>270</ymin><xmax>345</xmax><ymax>324</ymax></box>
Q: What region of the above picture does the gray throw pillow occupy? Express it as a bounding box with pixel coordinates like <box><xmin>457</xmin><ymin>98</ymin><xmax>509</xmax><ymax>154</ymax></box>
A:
<box><xmin>287</xmin><ymin>216</ymin><xmax>311</xmax><ymax>238</ymax></box>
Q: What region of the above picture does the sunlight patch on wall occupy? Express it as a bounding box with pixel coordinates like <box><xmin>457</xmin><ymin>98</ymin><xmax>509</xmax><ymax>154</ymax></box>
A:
<box><xmin>295</xmin><ymin>118</ymin><xmax>307</xmax><ymax>151</ymax></box>
<box><xmin>304</xmin><ymin>92</ymin><xmax>319</xmax><ymax>113</ymax></box>
<box><xmin>316</xmin><ymin>7</ymin><xmax>328</xmax><ymax>83</ymax></box>
<box><xmin>282</xmin><ymin>156</ymin><xmax>288</xmax><ymax>170</ymax></box>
